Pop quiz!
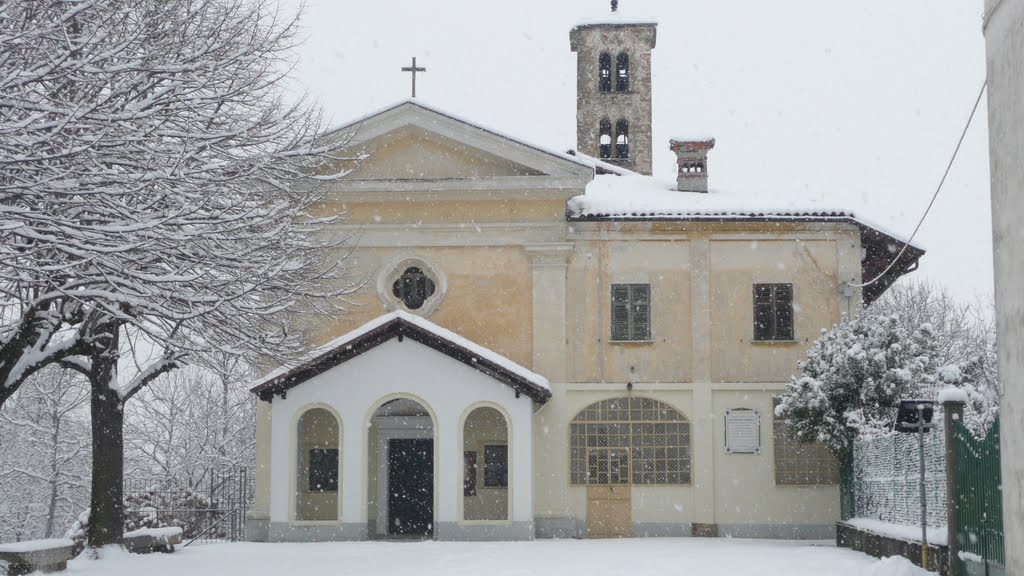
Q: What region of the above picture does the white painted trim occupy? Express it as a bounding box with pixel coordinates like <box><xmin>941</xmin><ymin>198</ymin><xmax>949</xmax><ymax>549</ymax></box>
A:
<box><xmin>373</xmin><ymin>416</ymin><xmax>434</xmax><ymax>536</ymax></box>
<box><xmin>333</xmin><ymin>227</ymin><xmax>569</xmax><ymax>248</ymax></box>
<box><xmin>456</xmin><ymin>402</ymin><xmax>514</xmax><ymax>525</ymax></box>
<box><xmin>326</xmin><ymin>177</ymin><xmax>589</xmax><ymax>195</ymax></box>
<box><xmin>320</xmin><ymin>103</ymin><xmax>594</xmax><ymax>179</ymax></box>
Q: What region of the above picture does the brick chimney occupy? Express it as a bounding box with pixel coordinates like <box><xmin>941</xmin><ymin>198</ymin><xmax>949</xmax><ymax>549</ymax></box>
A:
<box><xmin>670</xmin><ymin>139</ymin><xmax>715</xmax><ymax>192</ymax></box>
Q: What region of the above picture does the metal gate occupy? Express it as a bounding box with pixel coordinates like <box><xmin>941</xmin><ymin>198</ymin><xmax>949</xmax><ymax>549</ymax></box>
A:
<box><xmin>124</xmin><ymin>467</ymin><xmax>254</xmax><ymax>544</ymax></box>
<box><xmin>954</xmin><ymin>418</ymin><xmax>1004</xmax><ymax>575</ymax></box>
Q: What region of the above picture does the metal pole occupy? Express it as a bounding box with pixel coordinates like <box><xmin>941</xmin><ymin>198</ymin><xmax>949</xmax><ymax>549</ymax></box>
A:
<box><xmin>919</xmin><ymin>404</ymin><xmax>929</xmax><ymax>570</ymax></box>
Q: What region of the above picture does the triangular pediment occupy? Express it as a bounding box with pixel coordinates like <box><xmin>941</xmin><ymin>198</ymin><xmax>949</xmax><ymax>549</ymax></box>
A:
<box><xmin>320</xmin><ymin>101</ymin><xmax>593</xmax><ymax>186</ymax></box>
<box><xmin>250</xmin><ymin>311</ymin><xmax>551</xmax><ymax>404</ymax></box>
<box><xmin>342</xmin><ymin>125</ymin><xmax>545</xmax><ymax>180</ymax></box>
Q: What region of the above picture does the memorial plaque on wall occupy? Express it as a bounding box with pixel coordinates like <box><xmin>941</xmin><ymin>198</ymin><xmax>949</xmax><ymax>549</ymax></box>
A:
<box><xmin>725</xmin><ymin>408</ymin><xmax>760</xmax><ymax>454</ymax></box>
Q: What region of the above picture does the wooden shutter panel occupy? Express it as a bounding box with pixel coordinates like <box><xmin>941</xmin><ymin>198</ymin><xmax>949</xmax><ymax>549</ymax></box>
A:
<box><xmin>753</xmin><ymin>284</ymin><xmax>773</xmax><ymax>340</ymax></box>
<box><xmin>775</xmin><ymin>284</ymin><xmax>794</xmax><ymax>340</ymax></box>
<box><xmin>611</xmin><ymin>285</ymin><xmax>630</xmax><ymax>341</ymax></box>
<box><xmin>632</xmin><ymin>284</ymin><xmax>651</xmax><ymax>340</ymax></box>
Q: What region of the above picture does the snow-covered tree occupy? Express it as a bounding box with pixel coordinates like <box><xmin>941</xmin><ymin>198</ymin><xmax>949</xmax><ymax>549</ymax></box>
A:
<box><xmin>124</xmin><ymin>363</ymin><xmax>255</xmax><ymax>488</ymax></box>
<box><xmin>0</xmin><ymin>367</ymin><xmax>91</xmax><ymax>541</ymax></box>
<box><xmin>776</xmin><ymin>280</ymin><xmax>999</xmax><ymax>457</ymax></box>
<box><xmin>867</xmin><ymin>280</ymin><xmax>999</xmax><ymax>435</ymax></box>
<box><xmin>1</xmin><ymin>0</ymin><xmax>361</xmax><ymax>547</ymax></box>
<box><xmin>775</xmin><ymin>314</ymin><xmax>937</xmax><ymax>457</ymax></box>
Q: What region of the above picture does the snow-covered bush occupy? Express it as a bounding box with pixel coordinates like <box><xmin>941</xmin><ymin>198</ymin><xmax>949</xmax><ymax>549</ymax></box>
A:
<box><xmin>775</xmin><ymin>314</ymin><xmax>936</xmax><ymax>456</ymax></box>
<box><xmin>63</xmin><ymin>509</ymin><xmax>90</xmax><ymax>557</ymax></box>
<box><xmin>776</xmin><ymin>281</ymin><xmax>1000</xmax><ymax>457</ymax></box>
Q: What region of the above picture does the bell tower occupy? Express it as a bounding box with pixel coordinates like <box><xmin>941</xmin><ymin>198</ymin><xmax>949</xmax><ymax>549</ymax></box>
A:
<box><xmin>570</xmin><ymin>1</ymin><xmax>657</xmax><ymax>175</ymax></box>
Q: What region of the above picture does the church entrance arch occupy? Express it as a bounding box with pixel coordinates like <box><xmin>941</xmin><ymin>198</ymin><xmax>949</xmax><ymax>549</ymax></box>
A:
<box><xmin>368</xmin><ymin>397</ymin><xmax>436</xmax><ymax>538</ymax></box>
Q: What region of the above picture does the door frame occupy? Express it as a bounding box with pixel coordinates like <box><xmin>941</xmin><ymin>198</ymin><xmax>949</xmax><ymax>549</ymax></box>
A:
<box><xmin>586</xmin><ymin>446</ymin><xmax>632</xmax><ymax>538</ymax></box>
<box><xmin>375</xmin><ymin>416</ymin><xmax>433</xmax><ymax>536</ymax></box>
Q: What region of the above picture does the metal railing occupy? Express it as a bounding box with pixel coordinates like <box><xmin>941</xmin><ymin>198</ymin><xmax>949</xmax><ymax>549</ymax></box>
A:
<box><xmin>123</xmin><ymin>467</ymin><xmax>253</xmax><ymax>544</ymax></box>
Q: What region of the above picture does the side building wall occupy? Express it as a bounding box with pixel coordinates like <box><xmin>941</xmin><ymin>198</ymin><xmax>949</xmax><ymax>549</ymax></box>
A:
<box><xmin>984</xmin><ymin>0</ymin><xmax>1024</xmax><ymax>572</ymax></box>
<box><xmin>533</xmin><ymin>222</ymin><xmax>861</xmax><ymax>538</ymax></box>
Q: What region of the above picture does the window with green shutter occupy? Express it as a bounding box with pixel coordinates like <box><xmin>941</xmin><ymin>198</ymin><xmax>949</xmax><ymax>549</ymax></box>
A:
<box><xmin>753</xmin><ymin>283</ymin><xmax>794</xmax><ymax>341</ymax></box>
<box><xmin>610</xmin><ymin>283</ymin><xmax>651</xmax><ymax>341</ymax></box>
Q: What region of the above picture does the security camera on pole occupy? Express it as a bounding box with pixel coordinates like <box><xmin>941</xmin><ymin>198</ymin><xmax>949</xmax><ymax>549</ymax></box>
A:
<box><xmin>895</xmin><ymin>399</ymin><xmax>936</xmax><ymax>570</ymax></box>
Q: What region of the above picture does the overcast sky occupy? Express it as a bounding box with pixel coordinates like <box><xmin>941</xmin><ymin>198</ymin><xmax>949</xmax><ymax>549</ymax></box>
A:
<box><xmin>280</xmin><ymin>0</ymin><xmax>993</xmax><ymax>303</ymax></box>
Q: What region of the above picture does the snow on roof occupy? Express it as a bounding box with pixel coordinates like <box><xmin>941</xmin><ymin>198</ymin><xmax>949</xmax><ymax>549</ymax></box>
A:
<box><xmin>670</xmin><ymin>136</ymin><xmax>717</xmax><ymax>144</ymax></box>
<box><xmin>251</xmin><ymin>310</ymin><xmax>549</xmax><ymax>393</ymax></box>
<box><xmin>323</xmin><ymin>99</ymin><xmax>592</xmax><ymax>172</ymax></box>
<box><xmin>567</xmin><ymin>173</ymin><xmax>925</xmax><ymax>250</ymax></box>
<box><xmin>574</xmin><ymin>9</ymin><xmax>658</xmax><ymax>28</ymax></box>
<box><xmin>564</xmin><ymin>149</ymin><xmax>638</xmax><ymax>176</ymax></box>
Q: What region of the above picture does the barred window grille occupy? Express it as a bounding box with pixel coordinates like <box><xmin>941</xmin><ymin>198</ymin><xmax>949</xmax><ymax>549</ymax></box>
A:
<box><xmin>773</xmin><ymin>413</ymin><xmax>839</xmax><ymax>486</ymax></box>
<box><xmin>570</xmin><ymin>397</ymin><xmax>691</xmax><ymax>485</ymax></box>
<box><xmin>611</xmin><ymin>283</ymin><xmax>650</xmax><ymax>341</ymax></box>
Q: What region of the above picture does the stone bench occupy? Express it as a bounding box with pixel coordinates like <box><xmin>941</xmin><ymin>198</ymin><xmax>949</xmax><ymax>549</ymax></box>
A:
<box><xmin>0</xmin><ymin>538</ymin><xmax>75</xmax><ymax>575</ymax></box>
<box><xmin>123</xmin><ymin>527</ymin><xmax>184</xmax><ymax>554</ymax></box>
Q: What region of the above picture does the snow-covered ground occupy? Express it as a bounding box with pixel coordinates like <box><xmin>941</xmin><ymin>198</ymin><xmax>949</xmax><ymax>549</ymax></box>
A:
<box><xmin>62</xmin><ymin>538</ymin><xmax>932</xmax><ymax>576</ymax></box>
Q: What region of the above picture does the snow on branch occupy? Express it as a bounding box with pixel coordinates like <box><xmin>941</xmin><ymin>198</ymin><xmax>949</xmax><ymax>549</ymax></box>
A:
<box><xmin>1</xmin><ymin>0</ymin><xmax>364</xmax><ymax>401</ymax></box>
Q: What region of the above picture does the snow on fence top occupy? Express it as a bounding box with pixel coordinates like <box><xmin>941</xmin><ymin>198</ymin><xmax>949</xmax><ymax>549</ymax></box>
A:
<box><xmin>122</xmin><ymin>527</ymin><xmax>184</xmax><ymax>540</ymax></box>
<box><xmin>937</xmin><ymin>386</ymin><xmax>970</xmax><ymax>404</ymax></box>
<box><xmin>0</xmin><ymin>539</ymin><xmax>74</xmax><ymax>553</ymax></box>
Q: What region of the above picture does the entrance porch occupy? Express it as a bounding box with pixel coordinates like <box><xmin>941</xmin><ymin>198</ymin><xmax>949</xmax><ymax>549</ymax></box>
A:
<box><xmin>249</xmin><ymin>312</ymin><xmax>549</xmax><ymax>542</ymax></box>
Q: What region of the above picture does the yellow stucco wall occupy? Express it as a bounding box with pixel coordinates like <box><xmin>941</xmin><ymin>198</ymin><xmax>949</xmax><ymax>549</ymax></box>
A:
<box><xmin>567</xmin><ymin>241</ymin><xmax>693</xmax><ymax>384</ymax></box>
<box><xmin>711</xmin><ymin>391</ymin><xmax>838</xmax><ymax>526</ymax></box>
<box><xmin>310</xmin><ymin>245</ymin><xmax>534</xmax><ymax>369</ymax></box>
<box><xmin>709</xmin><ymin>239</ymin><xmax>842</xmax><ymax>383</ymax></box>
<box><xmin>253</xmin><ymin>122</ymin><xmax>868</xmax><ymax>537</ymax></box>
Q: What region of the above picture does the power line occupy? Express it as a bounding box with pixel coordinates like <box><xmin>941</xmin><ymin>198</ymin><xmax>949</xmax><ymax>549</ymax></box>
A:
<box><xmin>851</xmin><ymin>79</ymin><xmax>988</xmax><ymax>289</ymax></box>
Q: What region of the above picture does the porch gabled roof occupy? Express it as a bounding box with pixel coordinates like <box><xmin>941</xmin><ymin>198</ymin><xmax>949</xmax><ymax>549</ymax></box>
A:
<box><xmin>250</xmin><ymin>311</ymin><xmax>551</xmax><ymax>403</ymax></box>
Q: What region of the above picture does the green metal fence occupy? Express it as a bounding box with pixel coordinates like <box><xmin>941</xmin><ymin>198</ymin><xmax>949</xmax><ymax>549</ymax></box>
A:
<box><xmin>953</xmin><ymin>417</ymin><xmax>1004</xmax><ymax>575</ymax></box>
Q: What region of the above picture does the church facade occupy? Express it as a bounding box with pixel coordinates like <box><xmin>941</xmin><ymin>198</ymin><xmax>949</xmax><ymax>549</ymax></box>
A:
<box><xmin>245</xmin><ymin>10</ymin><xmax>923</xmax><ymax>542</ymax></box>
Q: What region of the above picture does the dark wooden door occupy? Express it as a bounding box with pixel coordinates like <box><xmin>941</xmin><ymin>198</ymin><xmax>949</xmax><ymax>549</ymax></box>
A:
<box><xmin>388</xmin><ymin>438</ymin><xmax>433</xmax><ymax>535</ymax></box>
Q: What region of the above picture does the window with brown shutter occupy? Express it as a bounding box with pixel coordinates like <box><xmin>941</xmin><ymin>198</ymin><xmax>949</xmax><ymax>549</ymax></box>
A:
<box><xmin>611</xmin><ymin>284</ymin><xmax>650</xmax><ymax>341</ymax></box>
<box><xmin>753</xmin><ymin>283</ymin><xmax>794</xmax><ymax>341</ymax></box>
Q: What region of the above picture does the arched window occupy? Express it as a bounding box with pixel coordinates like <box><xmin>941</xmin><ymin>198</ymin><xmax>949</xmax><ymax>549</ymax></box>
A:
<box><xmin>615</xmin><ymin>119</ymin><xmax>629</xmax><ymax>159</ymax></box>
<box><xmin>598</xmin><ymin>53</ymin><xmax>612</xmax><ymax>92</ymax></box>
<box><xmin>599</xmin><ymin>119</ymin><xmax>612</xmax><ymax>159</ymax></box>
<box><xmin>569</xmin><ymin>397</ymin><xmax>691</xmax><ymax>485</ymax></box>
<box><xmin>462</xmin><ymin>407</ymin><xmax>509</xmax><ymax>521</ymax></box>
<box><xmin>615</xmin><ymin>53</ymin><xmax>629</xmax><ymax>92</ymax></box>
<box><xmin>296</xmin><ymin>407</ymin><xmax>340</xmax><ymax>521</ymax></box>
